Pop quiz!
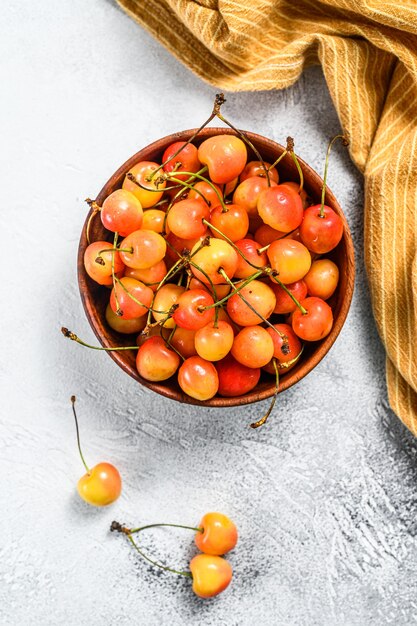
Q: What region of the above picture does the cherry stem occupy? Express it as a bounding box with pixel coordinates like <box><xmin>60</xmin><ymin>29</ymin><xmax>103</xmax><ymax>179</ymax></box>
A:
<box><xmin>215</xmin><ymin>110</ymin><xmax>271</xmax><ymax>187</ymax></box>
<box><xmin>320</xmin><ymin>134</ymin><xmax>349</xmax><ymax>218</ymax></box>
<box><xmin>166</xmin><ymin>171</ymin><xmax>226</xmax><ymax>212</ymax></box>
<box><xmin>114</xmin><ymin>275</ymin><xmax>171</xmax><ymax>315</ymax></box>
<box><xmin>188</xmin><ymin>259</ymin><xmax>218</xmax><ymax>300</ymax></box>
<box><xmin>111</xmin><ymin>232</ymin><xmax>122</xmax><ymax>315</ymax></box>
<box><xmin>202</xmin><ymin>219</ymin><xmax>267</xmax><ymax>273</ymax></box>
<box><xmin>256</xmin><ymin>229</ymin><xmax>297</xmax><ymax>255</ymax></box>
<box><xmin>250</xmin><ymin>359</ymin><xmax>279</xmax><ymax>429</ymax></box>
<box><xmin>85</xmin><ymin>198</ymin><xmax>101</xmax><ymax>245</ymax></box>
<box><xmin>268</xmin><ymin>149</ymin><xmax>287</xmax><ymax>172</ymax></box>
<box><xmin>129</xmin><ymin>522</ymin><xmax>203</xmax><ymax>535</ymax></box>
<box><xmin>110</xmin><ymin>522</ymin><xmax>193</xmax><ymax>578</ymax></box>
<box><xmin>147</xmin><ymin>93</ymin><xmax>226</xmax><ymax>181</ymax></box>
<box><xmin>286</xmin><ymin>137</ymin><xmax>304</xmax><ymax>193</ymax></box>
<box><xmin>70</xmin><ymin>396</ymin><xmax>90</xmax><ymax>473</ymax></box>
<box><xmin>61</xmin><ymin>327</ymin><xmax>139</xmax><ymax>351</ymax></box>
<box><xmin>277</xmin><ymin>345</ymin><xmax>304</xmax><ymax>370</ymax></box>
<box><xmin>164</xmin><ymin>324</ymin><xmax>185</xmax><ymax>361</ymax></box>
<box><xmin>201</xmin><ymin>270</ymin><xmax>263</xmax><ymax>311</ymax></box>
<box><xmin>96</xmin><ymin>246</ymin><xmax>133</xmax><ymax>258</ymax></box>
<box><xmin>269</xmin><ymin>274</ymin><xmax>307</xmax><ymax>315</ymax></box>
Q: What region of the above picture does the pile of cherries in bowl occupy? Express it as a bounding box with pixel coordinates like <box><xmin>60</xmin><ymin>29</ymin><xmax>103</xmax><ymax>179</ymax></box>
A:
<box><xmin>77</xmin><ymin>110</ymin><xmax>353</xmax><ymax>422</ymax></box>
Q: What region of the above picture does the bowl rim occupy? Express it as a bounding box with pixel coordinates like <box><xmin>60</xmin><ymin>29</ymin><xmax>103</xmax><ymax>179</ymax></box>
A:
<box><xmin>78</xmin><ymin>127</ymin><xmax>355</xmax><ymax>407</ymax></box>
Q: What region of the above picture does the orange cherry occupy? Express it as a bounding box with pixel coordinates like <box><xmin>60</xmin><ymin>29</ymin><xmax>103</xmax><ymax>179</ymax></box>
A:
<box><xmin>195</xmin><ymin>512</ymin><xmax>238</xmax><ymax>555</ymax></box>
<box><xmin>190</xmin><ymin>554</ymin><xmax>233</xmax><ymax>598</ymax></box>
<box><xmin>198</xmin><ymin>135</ymin><xmax>247</xmax><ymax>184</ymax></box>
<box><xmin>71</xmin><ymin>397</ymin><xmax>121</xmax><ymax>507</ymax></box>
<box><xmin>77</xmin><ymin>462</ymin><xmax>122</xmax><ymax>507</ymax></box>
<box><xmin>122</xmin><ymin>160</ymin><xmax>166</xmax><ymax>208</ymax></box>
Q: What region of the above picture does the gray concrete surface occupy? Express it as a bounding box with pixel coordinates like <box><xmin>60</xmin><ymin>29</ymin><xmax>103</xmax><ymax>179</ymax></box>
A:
<box><xmin>1</xmin><ymin>1</ymin><xmax>417</xmax><ymax>625</ymax></box>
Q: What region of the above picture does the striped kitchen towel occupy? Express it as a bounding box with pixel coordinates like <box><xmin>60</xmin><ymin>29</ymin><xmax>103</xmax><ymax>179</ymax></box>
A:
<box><xmin>117</xmin><ymin>0</ymin><xmax>417</xmax><ymax>434</ymax></box>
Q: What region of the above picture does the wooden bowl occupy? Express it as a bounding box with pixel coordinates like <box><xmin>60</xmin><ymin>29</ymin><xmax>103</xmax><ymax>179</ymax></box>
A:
<box><xmin>78</xmin><ymin>128</ymin><xmax>355</xmax><ymax>407</ymax></box>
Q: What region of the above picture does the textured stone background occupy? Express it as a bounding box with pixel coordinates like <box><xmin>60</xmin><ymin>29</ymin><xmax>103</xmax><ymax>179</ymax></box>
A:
<box><xmin>2</xmin><ymin>1</ymin><xmax>417</xmax><ymax>625</ymax></box>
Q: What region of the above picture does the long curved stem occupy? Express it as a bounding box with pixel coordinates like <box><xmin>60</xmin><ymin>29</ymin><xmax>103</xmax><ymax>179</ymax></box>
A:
<box><xmin>70</xmin><ymin>396</ymin><xmax>90</xmax><ymax>473</ymax></box>
<box><xmin>62</xmin><ymin>328</ymin><xmax>139</xmax><ymax>351</ymax></box>
<box><xmin>127</xmin><ymin>534</ymin><xmax>192</xmax><ymax>578</ymax></box>
<box><xmin>147</xmin><ymin>93</ymin><xmax>226</xmax><ymax>181</ymax></box>
<box><xmin>129</xmin><ymin>523</ymin><xmax>203</xmax><ymax>535</ymax></box>
<box><xmin>320</xmin><ymin>134</ymin><xmax>349</xmax><ymax>217</ymax></box>
<box><xmin>201</xmin><ymin>270</ymin><xmax>263</xmax><ymax>311</ymax></box>
<box><xmin>250</xmin><ymin>359</ymin><xmax>279</xmax><ymax>429</ymax></box>
<box><xmin>269</xmin><ymin>274</ymin><xmax>307</xmax><ymax>315</ymax></box>
<box><xmin>202</xmin><ymin>220</ymin><xmax>268</xmax><ymax>273</ymax></box>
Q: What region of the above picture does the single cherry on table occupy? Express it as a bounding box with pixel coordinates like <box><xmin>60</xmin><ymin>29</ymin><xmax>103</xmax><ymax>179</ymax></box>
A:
<box><xmin>70</xmin><ymin>396</ymin><xmax>121</xmax><ymax>507</ymax></box>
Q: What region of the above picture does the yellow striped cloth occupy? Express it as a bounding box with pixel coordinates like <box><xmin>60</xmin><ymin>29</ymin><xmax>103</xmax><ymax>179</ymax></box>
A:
<box><xmin>117</xmin><ymin>0</ymin><xmax>417</xmax><ymax>433</ymax></box>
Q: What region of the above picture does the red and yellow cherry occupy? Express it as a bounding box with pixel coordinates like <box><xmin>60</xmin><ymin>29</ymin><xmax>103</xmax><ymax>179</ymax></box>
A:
<box><xmin>123</xmin><ymin>161</ymin><xmax>166</xmax><ymax>208</ymax></box>
<box><xmin>267</xmin><ymin>239</ymin><xmax>311</xmax><ymax>284</ymax></box>
<box><xmin>84</xmin><ymin>241</ymin><xmax>124</xmax><ymax>286</ymax></box>
<box><xmin>198</xmin><ymin>135</ymin><xmax>247</xmax><ymax>184</ymax></box>
<box><xmin>292</xmin><ymin>297</ymin><xmax>333</xmax><ymax>341</ymax></box>
<box><xmin>178</xmin><ymin>356</ymin><xmax>219</xmax><ymax>400</ymax></box>
<box><xmin>195</xmin><ymin>512</ymin><xmax>238</xmax><ymax>555</ymax></box>
<box><xmin>162</xmin><ymin>141</ymin><xmax>201</xmax><ymax>182</ymax></box>
<box><xmin>172</xmin><ymin>289</ymin><xmax>215</xmax><ymax>330</ymax></box>
<box><xmin>190</xmin><ymin>554</ymin><xmax>233</xmax><ymax>598</ymax></box>
<box><xmin>271</xmin><ymin>279</ymin><xmax>308</xmax><ymax>314</ymax></box>
<box><xmin>120</xmin><ymin>230</ymin><xmax>166</xmax><ymax>269</ymax></box>
<box><xmin>152</xmin><ymin>283</ymin><xmax>185</xmax><ymax>329</ymax></box>
<box><xmin>110</xmin><ymin>277</ymin><xmax>154</xmax><ymax>319</ymax></box>
<box><xmin>169</xmin><ymin>326</ymin><xmax>197</xmax><ymax>358</ymax></box>
<box><xmin>190</xmin><ymin>238</ymin><xmax>238</xmax><ymax>285</ymax></box>
<box><xmin>101</xmin><ymin>189</ymin><xmax>143</xmax><ymax>236</ymax></box>
<box><xmin>231</xmin><ymin>325</ymin><xmax>274</xmax><ymax>368</ymax></box>
<box><xmin>136</xmin><ymin>336</ymin><xmax>180</xmax><ymax>381</ymax></box>
<box><xmin>254</xmin><ymin>223</ymin><xmax>286</xmax><ymax>247</ymax></box>
<box><xmin>280</xmin><ymin>181</ymin><xmax>309</xmax><ymax>209</ymax></box>
<box><xmin>142</xmin><ymin>209</ymin><xmax>169</xmax><ymax>235</ymax></box>
<box><xmin>70</xmin><ymin>396</ymin><xmax>121</xmax><ymax>507</ymax></box>
<box><xmin>233</xmin><ymin>176</ymin><xmax>277</xmax><ymax>218</ymax></box>
<box><xmin>167</xmin><ymin>198</ymin><xmax>209</xmax><ymax>240</ymax></box>
<box><xmin>226</xmin><ymin>280</ymin><xmax>276</xmax><ymax>326</ymax></box>
<box><xmin>216</xmin><ymin>354</ymin><xmax>261</xmax><ymax>397</ymax></box>
<box><xmin>304</xmin><ymin>259</ymin><xmax>339</xmax><ymax>300</ymax></box>
<box><xmin>188</xmin><ymin>180</ymin><xmax>223</xmax><ymax>208</ymax></box>
<box><xmin>240</xmin><ymin>160</ymin><xmax>279</xmax><ymax>183</ymax></box>
<box><xmin>209</xmin><ymin>203</ymin><xmax>249</xmax><ymax>242</ymax></box>
<box><xmin>194</xmin><ymin>320</ymin><xmax>234</xmax><ymax>361</ymax></box>
<box><xmin>257</xmin><ymin>184</ymin><xmax>303</xmax><ymax>233</ymax></box>
<box><xmin>124</xmin><ymin>259</ymin><xmax>167</xmax><ymax>291</ymax></box>
<box><xmin>77</xmin><ymin>462</ymin><xmax>122</xmax><ymax>507</ymax></box>
<box><xmin>234</xmin><ymin>238</ymin><xmax>267</xmax><ymax>279</ymax></box>
<box><xmin>265</xmin><ymin>323</ymin><xmax>302</xmax><ymax>368</ymax></box>
<box><xmin>299</xmin><ymin>205</ymin><xmax>343</xmax><ymax>253</ymax></box>
<box><xmin>105</xmin><ymin>303</ymin><xmax>147</xmax><ymax>334</ymax></box>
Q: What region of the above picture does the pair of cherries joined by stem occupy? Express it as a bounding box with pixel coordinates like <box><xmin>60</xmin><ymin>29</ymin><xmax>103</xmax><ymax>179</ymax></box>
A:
<box><xmin>68</xmin><ymin>94</ymin><xmax>349</xmax><ymax>427</ymax></box>
<box><xmin>111</xmin><ymin>511</ymin><xmax>238</xmax><ymax>599</ymax></box>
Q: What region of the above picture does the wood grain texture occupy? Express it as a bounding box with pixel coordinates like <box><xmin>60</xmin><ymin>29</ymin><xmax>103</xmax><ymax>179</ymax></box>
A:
<box><xmin>78</xmin><ymin>128</ymin><xmax>355</xmax><ymax>407</ymax></box>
